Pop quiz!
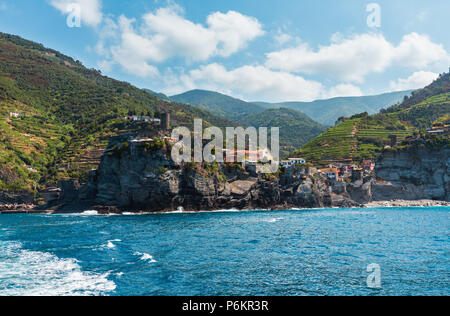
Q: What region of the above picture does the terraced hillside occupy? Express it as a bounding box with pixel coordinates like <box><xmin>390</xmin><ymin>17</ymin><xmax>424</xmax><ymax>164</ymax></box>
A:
<box><xmin>0</xmin><ymin>100</ymin><xmax>70</xmax><ymax>191</ymax></box>
<box><xmin>295</xmin><ymin>72</ymin><xmax>450</xmax><ymax>165</ymax></box>
<box><xmin>0</xmin><ymin>32</ymin><xmax>234</xmax><ymax>192</ymax></box>
<box><xmin>297</xmin><ymin>119</ymin><xmax>359</xmax><ymax>163</ymax></box>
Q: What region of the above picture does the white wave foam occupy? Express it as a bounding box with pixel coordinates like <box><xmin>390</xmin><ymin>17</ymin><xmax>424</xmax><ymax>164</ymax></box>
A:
<box><xmin>265</xmin><ymin>217</ymin><xmax>284</xmax><ymax>223</ymax></box>
<box><xmin>0</xmin><ymin>241</ymin><xmax>116</xmax><ymax>296</ymax></box>
<box><xmin>134</xmin><ymin>252</ymin><xmax>157</xmax><ymax>263</ymax></box>
<box><xmin>305</xmin><ymin>210</ymin><xmax>375</xmax><ymax>217</ymax></box>
<box><xmin>81</xmin><ymin>210</ymin><xmax>99</xmax><ymax>216</ymax></box>
<box><xmin>107</xmin><ymin>242</ymin><xmax>115</xmax><ymax>249</ymax></box>
<box><xmin>106</xmin><ymin>239</ymin><xmax>121</xmax><ymax>249</ymax></box>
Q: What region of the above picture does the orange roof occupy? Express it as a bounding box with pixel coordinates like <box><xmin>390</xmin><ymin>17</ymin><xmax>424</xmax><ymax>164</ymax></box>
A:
<box><xmin>320</xmin><ymin>168</ymin><xmax>339</xmax><ymax>173</ymax></box>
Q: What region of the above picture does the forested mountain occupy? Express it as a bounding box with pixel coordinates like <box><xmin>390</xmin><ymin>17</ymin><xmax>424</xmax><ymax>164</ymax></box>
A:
<box><xmin>239</xmin><ymin>108</ymin><xmax>327</xmax><ymax>156</ymax></box>
<box><xmin>170</xmin><ymin>89</ymin><xmax>265</xmax><ymax>121</ymax></box>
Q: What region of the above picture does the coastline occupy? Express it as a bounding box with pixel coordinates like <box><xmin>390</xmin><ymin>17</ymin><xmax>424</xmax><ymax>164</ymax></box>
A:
<box><xmin>0</xmin><ymin>204</ymin><xmax>43</xmax><ymax>214</ymax></box>
<box><xmin>363</xmin><ymin>199</ymin><xmax>450</xmax><ymax>208</ymax></box>
<box><xmin>1</xmin><ymin>199</ymin><xmax>449</xmax><ymax>215</ymax></box>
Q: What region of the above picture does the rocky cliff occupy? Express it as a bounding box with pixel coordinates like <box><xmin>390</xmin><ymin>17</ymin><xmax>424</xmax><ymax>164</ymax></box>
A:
<box><xmin>372</xmin><ymin>145</ymin><xmax>450</xmax><ymax>201</ymax></box>
<box><xmin>61</xmin><ymin>139</ymin><xmax>358</xmax><ymax>212</ymax></box>
<box><xmin>52</xmin><ymin>138</ymin><xmax>449</xmax><ymax>213</ymax></box>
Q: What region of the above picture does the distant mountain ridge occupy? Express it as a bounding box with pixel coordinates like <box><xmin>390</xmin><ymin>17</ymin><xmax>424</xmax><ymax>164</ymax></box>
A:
<box><xmin>143</xmin><ymin>89</ymin><xmax>171</xmax><ymax>102</ymax></box>
<box><xmin>255</xmin><ymin>90</ymin><xmax>414</xmax><ymax>126</ymax></box>
<box><xmin>165</xmin><ymin>88</ymin><xmax>414</xmax><ymax>126</ymax></box>
<box><xmin>170</xmin><ymin>89</ymin><xmax>265</xmax><ymax>122</ymax></box>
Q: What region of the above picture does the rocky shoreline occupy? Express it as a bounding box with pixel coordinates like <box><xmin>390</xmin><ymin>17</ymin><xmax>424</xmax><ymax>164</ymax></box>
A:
<box><xmin>364</xmin><ymin>199</ymin><xmax>450</xmax><ymax>208</ymax></box>
<box><xmin>1</xmin><ymin>199</ymin><xmax>449</xmax><ymax>215</ymax></box>
<box><xmin>0</xmin><ymin>204</ymin><xmax>44</xmax><ymax>214</ymax></box>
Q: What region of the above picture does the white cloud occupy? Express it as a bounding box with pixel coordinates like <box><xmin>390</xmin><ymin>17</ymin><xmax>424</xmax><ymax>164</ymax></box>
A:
<box><xmin>207</xmin><ymin>10</ymin><xmax>265</xmax><ymax>57</ymax></box>
<box><xmin>389</xmin><ymin>71</ymin><xmax>439</xmax><ymax>91</ymax></box>
<box><xmin>97</xmin><ymin>5</ymin><xmax>264</xmax><ymax>77</ymax></box>
<box><xmin>266</xmin><ymin>33</ymin><xmax>393</xmax><ymax>82</ymax></box>
<box><xmin>0</xmin><ymin>2</ymin><xmax>8</xmax><ymax>11</ymax></box>
<box><xmin>49</xmin><ymin>0</ymin><xmax>103</xmax><ymax>27</ymax></box>
<box><xmin>393</xmin><ymin>33</ymin><xmax>449</xmax><ymax>69</ymax></box>
<box><xmin>163</xmin><ymin>63</ymin><xmax>366</xmax><ymax>102</ymax></box>
<box><xmin>266</xmin><ymin>32</ymin><xmax>450</xmax><ymax>83</ymax></box>
<box><xmin>60</xmin><ymin>3</ymin><xmax>447</xmax><ymax>101</ymax></box>
<box><xmin>163</xmin><ymin>63</ymin><xmax>328</xmax><ymax>102</ymax></box>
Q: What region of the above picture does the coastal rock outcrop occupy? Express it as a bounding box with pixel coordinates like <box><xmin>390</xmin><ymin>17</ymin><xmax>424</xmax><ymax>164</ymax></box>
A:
<box><xmin>66</xmin><ymin>140</ymin><xmax>360</xmax><ymax>212</ymax></box>
<box><xmin>52</xmin><ymin>138</ymin><xmax>449</xmax><ymax>213</ymax></box>
<box><xmin>373</xmin><ymin>146</ymin><xmax>449</xmax><ymax>201</ymax></box>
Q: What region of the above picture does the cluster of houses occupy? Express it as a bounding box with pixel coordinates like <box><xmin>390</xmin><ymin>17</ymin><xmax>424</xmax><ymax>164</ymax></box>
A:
<box><xmin>319</xmin><ymin>160</ymin><xmax>375</xmax><ymax>182</ymax></box>
<box><xmin>280</xmin><ymin>157</ymin><xmax>375</xmax><ymax>182</ymax></box>
<box><xmin>127</xmin><ymin>136</ymin><xmax>276</xmax><ymax>167</ymax></box>
<box><xmin>222</xmin><ymin>148</ymin><xmax>274</xmax><ymax>164</ymax></box>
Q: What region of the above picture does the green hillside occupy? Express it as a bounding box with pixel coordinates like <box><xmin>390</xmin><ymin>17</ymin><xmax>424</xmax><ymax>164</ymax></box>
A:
<box><xmin>0</xmin><ymin>99</ymin><xmax>70</xmax><ymax>192</ymax></box>
<box><xmin>238</xmin><ymin>108</ymin><xmax>327</xmax><ymax>156</ymax></box>
<box><xmin>295</xmin><ymin>72</ymin><xmax>450</xmax><ymax>165</ymax></box>
<box><xmin>171</xmin><ymin>89</ymin><xmax>265</xmax><ymax>122</ymax></box>
<box><xmin>0</xmin><ymin>32</ymin><xmax>234</xmax><ymax>192</ymax></box>
<box><xmin>256</xmin><ymin>90</ymin><xmax>414</xmax><ymax>126</ymax></box>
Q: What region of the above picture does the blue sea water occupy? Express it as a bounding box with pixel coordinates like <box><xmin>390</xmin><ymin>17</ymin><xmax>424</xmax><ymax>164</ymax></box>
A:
<box><xmin>0</xmin><ymin>207</ymin><xmax>449</xmax><ymax>296</ymax></box>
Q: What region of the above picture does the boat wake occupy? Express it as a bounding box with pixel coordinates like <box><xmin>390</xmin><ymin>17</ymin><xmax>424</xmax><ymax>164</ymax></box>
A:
<box><xmin>0</xmin><ymin>241</ymin><xmax>116</xmax><ymax>296</ymax></box>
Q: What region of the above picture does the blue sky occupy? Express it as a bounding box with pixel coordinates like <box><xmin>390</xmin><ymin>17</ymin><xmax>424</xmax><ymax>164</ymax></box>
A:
<box><xmin>0</xmin><ymin>0</ymin><xmax>449</xmax><ymax>102</ymax></box>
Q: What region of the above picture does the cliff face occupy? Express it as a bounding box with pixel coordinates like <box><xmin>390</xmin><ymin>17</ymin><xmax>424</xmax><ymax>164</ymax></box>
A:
<box><xmin>59</xmin><ymin>139</ymin><xmax>449</xmax><ymax>213</ymax></box>
<box><xmin>73</xmin><ymin>141</ymin><xmax>358</xmax><ymax>212</ymax></box>
<box><xmin>373</xmin><ymin>146</ymin><xmax>450</xmax><ymax>201</ymax></box>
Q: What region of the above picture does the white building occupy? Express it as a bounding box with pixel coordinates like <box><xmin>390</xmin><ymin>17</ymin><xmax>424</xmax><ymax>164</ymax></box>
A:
<box><xmin>280</xmin><ymin>158</ymin><xmax>306</xmax><ymax>168</ymax></box>
<box><xmin>127</xmin><ymin>116</ymin><xmax>161</xmax><ymax>123</ymax></box>
<box><xmin>280</xmin><ymin>160</ymin><xmax>292</xmax><ymax>168</ymax></box>
<box><xmin>9</xmin><ymin>112</ymin><xmax>23</xmax><ymax>118</ymax></box>
<box><xmin>289</xmin><ymin>158</ymin><xmax>306</xmax><ymax>165</ymax></box>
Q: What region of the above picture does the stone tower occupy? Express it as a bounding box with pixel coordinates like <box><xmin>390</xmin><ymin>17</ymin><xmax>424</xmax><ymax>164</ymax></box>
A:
<box><xmin>161</xmin><ymin>112</ymin><xmax>171</xmax><ymax>130</ymax></box>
